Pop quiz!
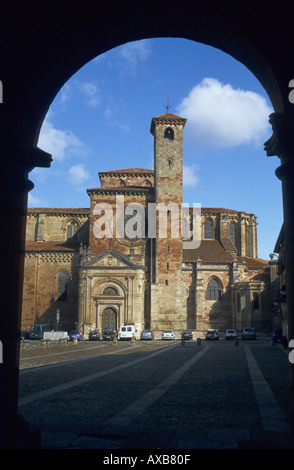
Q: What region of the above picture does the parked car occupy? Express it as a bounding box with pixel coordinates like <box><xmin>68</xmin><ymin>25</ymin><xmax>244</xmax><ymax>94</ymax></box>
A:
<box><xmin>225</xmin><ymin>329</ymin><xmax>237</xmax><ymax>340</ymax></box>
<box><xmin>140</xmin><ymin>329</ymin><xmax>154</xmax><ymax>340</ymax></box>
<box><xmin>181</xmin><ymin>330</ymin><xmax>193</xmax><ymax>340</ymax></box>
<box><xmin>206</xmin><ymin>329</ymin><xmax>219</xmax><ymax>340</ymax></box>
<box><xmin>68</xmin><ymin>330</ymin><xmax>82</xmax><ymax>341</ymax></box>
<box><xmin>162</xmin><ymin>329</ymin><xmax>175</xmax><ymax>340</ymax></box>
<box><xmin>20</xmin><ymin>330</ymin><xmax>29</xmax><ymax>340</ymax></box>
<box><xmin>120</xmin><ymin>325</ymin><xmax>136</xmax><ymax>340</ymax></box>
<box><xmin>242</xmin><ymin>327</ymin><xmax>256</xmax><ymax>340</ymax></box>
<box><xmin>102</xmin><ymin>327</ymin><xmax>117</xmax><ymax>341</ymax></box>
<box><xmin>272</xmin><ymin>328</ymin><xmax>282</xmax><ymax>343</ymax></box>
<box><xmin>29</xmin><ymin>323</ymin><xmax>54</xmax><ymax>340</ymax></box>
<box><xmin>89</xmin><ymin>330</ymin><xmax>100</xmax><ymax>341</ymax></box>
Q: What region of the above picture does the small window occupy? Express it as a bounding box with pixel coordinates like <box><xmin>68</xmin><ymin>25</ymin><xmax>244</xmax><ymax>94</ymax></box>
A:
<box><xmin>142</xmin><ymin>179</ymin><xmax>152</xmax><ymax>187</ymax></box>
<box><xmin>164</xmin><ymin>127</ymin><xmax>174</xmax><ymax>140</ymax></box>
<box><xmin>204</xmin><ymin>219</ymin><xmax>213</xmax><ymax>239</ymax></box>
<box><xmin>103</xmin><ymin>286</ymin><xmax>118</xmax><ymax>295</ymax></box>
<box><xmin>207</xmin><ymin>278</ymin><xmax>222</xmax><ymax>301</ymax></box>
<box><xmin>67</xmin><ymin>221</ymin><xmax>78</xmax><ymax>241</ymax></box>
<box><xmin>230</xmin><ymin>223</ymin><xmax>236</xmax><ymax>246</ymax></box>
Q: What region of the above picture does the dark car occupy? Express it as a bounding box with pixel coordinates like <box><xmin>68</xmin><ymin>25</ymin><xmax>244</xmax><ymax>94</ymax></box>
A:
<box><xmin>89</xmin><ymin>330</ymin><xmax>100</xmax><ymax>341</ymax></box>
<box><xmin>242</xmin><ymin>327</ymin><xmax>256</xmax><ymax>340</ymax></box>
<box><xmin>206</xmin><ymin>329</ymin><xmax>219</xmax><ymax>340</ymax></box>
<box><xmin>102</xmin><ymin>328</ymin><xmax>117</xmax><ymax>341</ymax></box>
<box><xmin>272</xmin><ymin>328</ymin><xmax>282</xmax><ymax>343</ymax></box>
<box><xmin>68</xmin><ymin>330</ymin><xmax>82</xmax><ymax>341</ymax></box>
<box><xmin>140</xmin><ymin>330</ymin><xmax>154</xmax><ymax>340</ymax></box>
<box><xmin>20</xmin><ymin>330</ymin><xmax>29</xmax><ymax>341</ymax></box>
<box><xmin>181</xmin><ymin>330</ymin><xmax>193</xmax><ymax>340</ymax></box>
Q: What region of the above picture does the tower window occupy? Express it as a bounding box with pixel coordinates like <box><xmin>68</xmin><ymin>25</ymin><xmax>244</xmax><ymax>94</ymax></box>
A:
<box><xmin>164</xmin><ymin>127</ymin><xmax>174</xmax><ymax>140</ymax></box>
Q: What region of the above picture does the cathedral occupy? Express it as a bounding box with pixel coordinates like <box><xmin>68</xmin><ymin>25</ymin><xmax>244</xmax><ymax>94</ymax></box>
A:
<box><xmin>22</xmin><ymin>111</ymin><xmax>272</xmax><ymax>337</ymax></box>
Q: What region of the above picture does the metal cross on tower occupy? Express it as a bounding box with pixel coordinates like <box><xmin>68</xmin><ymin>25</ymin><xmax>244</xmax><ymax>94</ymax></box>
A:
<box><xmin>165</xmin><ymin>98</ymin><xmax>171</xmax><ymax>113</ymax></box>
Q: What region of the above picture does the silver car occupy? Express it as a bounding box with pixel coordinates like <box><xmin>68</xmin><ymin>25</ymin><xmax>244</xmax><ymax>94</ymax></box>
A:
<box><xmin>242</xmin><ymin>327</ymin><xmax>256</xmax><ymax>340</ymax></box>
<box><xmin>140</xmin><ymin>330</ymin><xmax>154</xmax><ymax>340</ymax></box>
<box><xmin>162</xmin><ymin>329</ymin><xmax>175</xmax><ymax>340</ymax></box>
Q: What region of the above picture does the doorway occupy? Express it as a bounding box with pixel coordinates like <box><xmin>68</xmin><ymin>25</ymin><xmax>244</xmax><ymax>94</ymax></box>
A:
<box><xmin>101</xmin><ymin>307</ymin><xmax>118</xmax><ymax>331</ymax></box>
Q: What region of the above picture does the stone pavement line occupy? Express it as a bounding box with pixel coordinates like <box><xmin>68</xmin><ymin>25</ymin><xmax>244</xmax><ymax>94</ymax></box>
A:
<box><xmin>20</xmin><ymin>343</ymin><xmax>108</xmax><ymax>362</ymax></box>
<box><xmin>19</xmin><ymin>344</ymin><xmax>141</xmax><ymax>373</ymax></box>
<box><xmin>244</xmin><ymin>344</ymin><xmax>290</xmax><ymax>433</ymax></box>
<box><xmin>103</xmin><ymin>345</ymin><xmax>210</xmax><ymax>428</ymax></box>
<box><xmin>18</xmin><ymin>343</ymin><xmax>179</xmax><ymax>407</ymax></box>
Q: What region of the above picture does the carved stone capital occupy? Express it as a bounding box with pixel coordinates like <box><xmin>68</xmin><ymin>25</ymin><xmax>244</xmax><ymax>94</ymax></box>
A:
<box><xmin>265</xmin><ymin>112</ymin><xmax>294</xmax><ymax>181</ymax></box>
<box><xmin>264</xmin><ymin>112</ymin><xmax>294</xmax><ymax>159</ymax></box>
<box><xmin>2</xmin><ymin>144</ymin><xmax>52</xmax><ymax>193</ymax></box>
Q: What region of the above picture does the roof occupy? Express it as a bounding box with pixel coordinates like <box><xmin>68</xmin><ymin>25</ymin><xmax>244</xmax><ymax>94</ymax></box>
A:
<box><xmin>197</xmin><ymin>207</ymin><xmax>255</xmax><ymax>217</ymax></box>
<box><xmin>183</xmin><ymin>240</ymin><xmax>269</xmax><ymax>267</ymax></box>
<box><xmin>25</xmin><ymin>241</ymin><xmax>80</xmax><ymax>252</ymax></box>
<box><xmin>152</xmin><ymin>112</ymin><xmax>186</xmax><ymax>120</ymax></box>
<box><xmin>99</xmin><ymin>168</ymin><xmax>153</xmax><ymax>175</ymax></box>
<box><xmin>183</xmin><ymin>240</ymin><xmax>234</xmax><ymax>263</ymax></box>
<box><xmin>26</xmin><ymin>208</ymin><xmax>90</xmax><ymax>215</ymax></box>
<box><xmin>220</xmin><ymin>238</ymin><xmax>237</xmax><ymax>252</ymax></box>
<box><xmin>237</xmin><ymin>256</ymin><xmax>269</xmax><ymax>269</ymax></box>
<box><xmin>150</xmin><ymin>112</ymin><xmax>187</xmax><ymax>134</ymax></box>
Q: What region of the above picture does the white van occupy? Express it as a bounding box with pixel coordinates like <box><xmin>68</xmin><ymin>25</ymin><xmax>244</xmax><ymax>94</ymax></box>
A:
<box><xmin>120</xmin><ymin>325</ymin><xmax>136</xmax><ymax>340</ymax></box>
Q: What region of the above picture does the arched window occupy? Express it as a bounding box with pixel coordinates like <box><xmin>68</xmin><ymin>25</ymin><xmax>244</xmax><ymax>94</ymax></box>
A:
<box><xmin>67</xmin><ymin>221</ymin><xmax>79</xmax><ymax>241</ymax></box>
<box><xmin>116</xmin><ymin>179</ymin><xmax>126</xmax><ymax>187</ymax></box>
<box><xmin>204</xmin><ymin>219</ymin><xmax>213</xmax><ymax>239</ymax></box>
<box><xmin>57</xmin><ymin>272</ymin><xmax>69</xmax><ymax>301</ymax></box>
<box><xmin>142</xmin><ymin>179</ymin><xmax>152</xmax><ymax>187</ymax></box>
<box><xmin>207</xmin><ymin>277</ymin><xmax>222</xmax><ymax>301</ymax></box>
<box><xmin>164</xmin><ymin>127</ymin><xmax>174</xmax><ymax>140</ymax></box>
<box><xmin>103</xmin><ymin>286</ymin><xmax>118</xmax><ymax>295</ymax></box>
<box><xmin>230</xmin><ymin>223</ymin><xmax>236</xmax><ymax>246</ymax></box>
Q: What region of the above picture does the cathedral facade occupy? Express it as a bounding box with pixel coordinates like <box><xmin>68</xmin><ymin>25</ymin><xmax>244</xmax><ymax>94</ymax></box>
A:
<box><xmin>22</xmin><ymin>112</ymin><xmax>272</xmax><ymax>337</ymax></box>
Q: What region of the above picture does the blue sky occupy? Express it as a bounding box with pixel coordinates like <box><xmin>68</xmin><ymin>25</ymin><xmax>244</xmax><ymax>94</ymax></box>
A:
<box><xmin>29</xmin><ymin>38</ymin><xmax>283</xmax><ymax>260</ymax></box>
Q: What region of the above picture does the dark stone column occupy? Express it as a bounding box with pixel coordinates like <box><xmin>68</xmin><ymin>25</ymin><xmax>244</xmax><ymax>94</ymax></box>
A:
<box><xmin>265</xmin><ymin>112</ymin><xmax>294</xmax><ymax>433</ymax></box>
<box><xmin>0</xmin><ymin>146</ymin><xmax>51</xmax><ymax>448</ymax></box>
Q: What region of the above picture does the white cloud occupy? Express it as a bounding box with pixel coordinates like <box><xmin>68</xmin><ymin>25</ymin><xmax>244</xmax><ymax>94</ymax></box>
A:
<box><xmin>80</xmin><ymin>82</ymin><xmax>100</xmax><ymax>107</ymax></box>
<box><xmin>38</xmin><ymin>115</ymin><xmax>89</xmax><ymax>161</ymax></box>
<box><xmin>183</xmin><ymin>165</ymin><xmax>199</xmax><ymax>187</ymax></box>
<box><xmin>67</xmin><ymin>164</ymin><xmax>90</xmax><ymax>190</ymax></box>
<box><xmin>117</xmin><ymin>40</ymin><xmax>151</xmax><ymax>74</ymax></box>
<box><xmin>177</xmin><ymin>78</ymin><xmax>273</xmax><ymax>151</ymax></box>
<box><xmin>28</xmin><ymin>192</ymin><xmax>47</xmax><ymax>207</ymax></box>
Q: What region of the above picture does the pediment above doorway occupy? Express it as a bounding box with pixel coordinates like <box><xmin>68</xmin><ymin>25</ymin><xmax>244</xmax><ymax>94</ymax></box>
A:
<box><xmin>81</xmin><ymin>248</ymin><xmax>138</xmax><ymax>269</ymax></box>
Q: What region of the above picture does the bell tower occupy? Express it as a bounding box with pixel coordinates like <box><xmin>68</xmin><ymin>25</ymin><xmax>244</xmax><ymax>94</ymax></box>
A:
<box><xmin>150</xmin><ymin>110</ymin><xmax>187</xmax><ymax>330</ymax></box>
